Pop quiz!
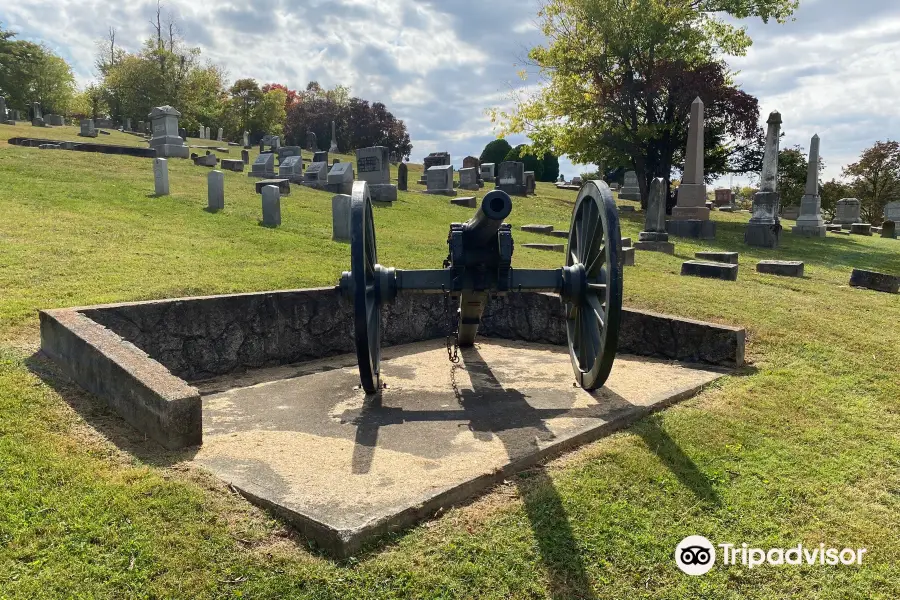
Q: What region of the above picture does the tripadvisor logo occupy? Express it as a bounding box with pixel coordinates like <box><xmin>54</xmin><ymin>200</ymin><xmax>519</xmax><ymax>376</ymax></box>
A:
<box><xmin>675</xmin><ymin>536</ymin><xmax>867</xmax><ymax>576</ymax></box>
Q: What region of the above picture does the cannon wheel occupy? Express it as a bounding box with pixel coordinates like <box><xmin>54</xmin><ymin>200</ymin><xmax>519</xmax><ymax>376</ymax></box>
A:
<box><xmin>565</xmin><ymin>181</ymin><xmax>623</xmax><ymax>390</ymax></box>
<box><xmin>350</xmin><ymin>181</ymin><xmax>382</xmax><ymax>393</ymax></box>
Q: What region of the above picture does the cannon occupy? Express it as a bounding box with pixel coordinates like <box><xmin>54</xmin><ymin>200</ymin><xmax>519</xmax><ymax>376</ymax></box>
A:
<box><xmin>339</xmin><ymin>180</ymin><xmax>624</xmax><ymax>394</ymax></box>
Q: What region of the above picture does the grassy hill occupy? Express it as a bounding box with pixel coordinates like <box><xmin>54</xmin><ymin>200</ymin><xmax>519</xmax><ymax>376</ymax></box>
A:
<box><xmin>0</xmin><ymin>123</ymin><xmax>898</xmax><ymax>598</ymax></box>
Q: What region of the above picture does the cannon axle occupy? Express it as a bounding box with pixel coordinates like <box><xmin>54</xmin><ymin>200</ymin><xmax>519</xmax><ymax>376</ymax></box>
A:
<box><xmin>340</xmin><ymin>181</ymin><xmax>622</xmax><ymax>394</ymax></box>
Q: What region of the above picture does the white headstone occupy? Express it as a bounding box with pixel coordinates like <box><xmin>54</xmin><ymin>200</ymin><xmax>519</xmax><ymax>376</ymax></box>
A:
<box><xmin>199</xmin><ymin>125</ymin><xmax>204</xmax><ymax>139</ymax></box>
<box><xmin>153</xmin><ymin>158</ymin><xmax>169</xmax><ymax>196</ymax></box>
<box><xmin>208</xmin><ymin>170</ymin><xmax>224</xmax><ymax>210</ymax></box>
<box><xmin>243</xmin><ymin>131</ymin><xmax>249</xmax><ymax>147</ymax></box>
<box><xmin>205</xmin><ymin>126</ymin><xmax>211</xmax><ymax>140</ymax></box>
<box><xmin>217</xmin><ymin>127</ymin><xmax>223</xmax><ymax>142</ymax></box>
<box><xmin>329</xmin><ymin>120</ymin><xmax>338</xmax><ymax>153</ymax></box>
<box><xmin>426</xmin><ymin>165</ymin><xmax>454</xmax><ymax>193</ymax></box>
<box><xmin>327</xmin><ymin>162</ymin><xmax>354</xmax><ymax>185</ymax></box>
<box><xmin>332</xmin><ymin>194</ymin><xmax>351</xmax><ymax>242</ymax></box>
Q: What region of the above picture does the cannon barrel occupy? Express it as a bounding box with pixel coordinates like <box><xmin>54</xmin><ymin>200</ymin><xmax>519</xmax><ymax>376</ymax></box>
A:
<box><xmin>463</xmin><ymin>190</ymin><xmax>513</xmax><ymax>247</ymax></box>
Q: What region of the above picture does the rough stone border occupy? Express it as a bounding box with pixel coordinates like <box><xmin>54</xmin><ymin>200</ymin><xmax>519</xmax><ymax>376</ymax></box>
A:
<box><xmin>39</xmin><ymin>288</ymin><xmax>746</xmax><ymax>450</ymax></box>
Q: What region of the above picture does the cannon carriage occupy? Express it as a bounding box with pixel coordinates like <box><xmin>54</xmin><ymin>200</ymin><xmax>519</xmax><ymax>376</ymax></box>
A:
<box><xmin>339</xmin><ymin>180</ymin><xmax>624</xmax><ymax>394</ymax></box>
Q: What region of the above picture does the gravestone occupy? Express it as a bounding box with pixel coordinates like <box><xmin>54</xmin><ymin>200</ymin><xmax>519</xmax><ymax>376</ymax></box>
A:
<box><xmin>745</xmin><ymin>111</ymin><xmax>782</xmax><ymax>248</ymax></box>
<box><xmin>419</xmin><ymin>152</ymin><xmax>451</xmax><ymax>184</ymax></box>
<box><xmin>480</xmin><ymin>163</ymin><xmax>495</xmax><ymax>182</ymax></box>
<box><xmin>327</xmin><ymin>162</ymin><xmax>354</xmax><ymax>194</ymax></box>
<box><xmin>199</xmin><ymin>125</ymin><xmax>205</xmax><ymax>139</ymax></box>
<box><xmin>398</xmin><ymin>162</ymin><xmax>408</xmax><ymax>191</ymax></box>
<box><xmin>45</xmin><ymin>114</ymin><xmax>64</xmax><ymax>126</ymax></box>
<box><xmin>313</xmin><ymin>150</ymin><xmax>329</xmax><ymax>164</ymax></box>
<box><xmin>179</xmin><ymin>127</ymin><xmax>187</xmax><ymax>140</ymax></box>
<box><xmin>241</xmin><ymin>149</ymin><xmax>250</xmax><ymax>164</ymax></box>
<box><xmin>850</xmin><ymin>223</ymin><xmax>872</xmax><ymax>236</ymax></box>
<box><xmin>153</xmin><ymin>158</ymin><xmax>169</xmax><ymax>196</ymax></box>
<box><xmin>138</xmin><ymin>121</ymin><xmax>146</xmax><ymax>133</ymax></box>
<box><xmin>462</xmin><ymin>156</ymin><xmax>482</xmax><ymax>185</ymax></box>
<box><xmin>571</xmin><ymin>176</ymin><xmax>583</xmax><ymax>186</ymax></box>
<box><xmin>249</xmin><ymin>153</ymin><xmax>276</xmax><ymax>178</ymax></box>
<box><xmin>303</xmin><ymin>162</ymin><xmax>329</xmax><ymax>188</ymax></box>
<box><xmin>458</xmin><ymin>167</ymin><xmax>479</xmax><ymax>190</ymax></box>
<box><xmin>193</xmin><ymin>153</ymin><xmax>218</xmax><ymax>167</ymax></box>
<box><xmin>277</xmin><ymin>146</ymin><xmax>302</xmax><ymax>164</ymax></box>
<box><xmin>125</xmin><ymin>118</ymin><xmax>132</xmax><ymax>131</ymax></box>
<box><xmin>32</xmin><ymin>116</ymin><xmax>45</xmax><ymax>127</ymax></box>
<box><xmin>217</xmin><ymin>127</ymin><xmax>223</xmax><ymax>142</ymax></box>
<box><xmin>243</xmin><ymin>131</ymin><xmax>250</xmax><ymax>148</ymax></box>
<box><xmin>714</xmin><ymin>189</ymin><xmax>732</xmax><ymax>206</ymax></box>
<box><xmin>669</xmin><ymin>97</ymin><xmax>716</xmax><ymax>241</ymax></box>
<box><xmin>306</xmin><ymin>131</ymin><xmax>318</xmax><ymax>151</ymax></box>
<box><xmin>261</xmin><ymin>186</ymin><xmax>281</xmax><ymax>227</ymax></box>
<box><xmin>496</xmin><ymin>161</ymin><xmax>526</xmax><ymax>196</ymax></box>
<box><xmin>205</xmin><ymin>126</ymin><xmax>211</xmax><ymax>140</ymax></box>
<box><xmin>255</xmin><ymin>179</ymin><xmax>291</xmax><ymax>196</ymax></box>
<box><xmin>208</xmin><ymin>170</ymin><xmax>224</xmax><ymax>211</ymax></box>
<box><xmin>757</xmin><ymin>260</ymin><xmax>804</xmax><ymax>277</ymax></box>
<box><xmin>792</xmin><ymin>134</ymin><xmax>827</xmax><ymax>237</ymax></box>
<box><xmin>781</xmin><ymin>205</ymin><xmax>800</xmax><ymax>220</ymax></box>
<box><xmin>148</xmin><ymin>105</ymin><xmax>189</xmax><ymax>158</ymax></box>
<box><xmin>425</xmin><ymin>165</ymin><xmax>455</xmax><ymax>196</ymax></box>
<box><xmin>329</xmin><ymin>121</ymin><xmax>338</xmax><ymax>153</ymax></box>
<box><xmin>356</xmin><ymin>146</ymin><xmax>397</xmax><ymax>202</ymax></box>
<box><xmin>390</xmin><ymin>151</ymin><xmax>399</xmax><ymax>165</ymax></box>
<box><xmin>883</xmin><ymin>201</ymin><xmax>900</xmax><ymax>223</ymax></box>
<box><xmin>635</xmin><ymin>178</ymin><xmax>674</xmax><ymax>254</ymax></box>
<box><xmin>32</xmin><ymin>102</ymin><xmax>42</xmax><ymax>120</ymax></box>
<box><xmin>524</xmin><ymin>171</ymin><xmax>536</xmax><ymax>195</ymax></box>
<box><xmin>833</xmin><ymin>198</ymin><xmax>861</xmax><ymax>227</ymax></box>
<box><xmin>619</xmin><ymin>171</ymin><xmax>641</xmax><ymax>201</ymax></box>
<box><xmin>850</xmin><ymin>269</ymin><xmax>899</xmax><ymax>294</ymax></box>
<box><xmin>0</xmin><ymin>96</ymin><xmax>6</xmax><ymax>120</ymax></box>
<box><xmin>79</xmin><ymin>119</ymin><xmax>98</xmax><ymax>138</ymax></box>
<box><xmin>881</xmin><ymin>220</ymin><xmax>896</xmax><ymax>239</ymax></box>
<box><xmin>332</xmin><ymin>194</ymin><xmax>351</xmax><ymax>242</ymax></box>
<box><xmin>221</xmin><ymin>159</ymin><xmax>244</xmax><ymax>172</ymax></box>
<box><xmin>279</xmin><ymin>155</ymin><xmax>304</xmax><ymax>182</ymax></box>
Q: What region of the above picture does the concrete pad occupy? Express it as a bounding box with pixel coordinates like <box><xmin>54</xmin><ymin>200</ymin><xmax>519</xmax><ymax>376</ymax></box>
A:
<box><xmin>193</xmin><ymin>339</ymin><xmax>726</xmax><ymax>557</ymax></box>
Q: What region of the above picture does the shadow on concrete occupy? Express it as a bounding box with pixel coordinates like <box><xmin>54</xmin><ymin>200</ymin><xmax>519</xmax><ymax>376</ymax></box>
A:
<box><xmin>25</xmin><ymin>351</ymin><xmax>199</xmax><ymax>467</ymax></box>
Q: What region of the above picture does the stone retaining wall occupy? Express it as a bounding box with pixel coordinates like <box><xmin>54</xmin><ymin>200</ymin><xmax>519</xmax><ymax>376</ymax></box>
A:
<box><xmin>41</xmin><ymin>287</ymin><xmax>745</xmax><ymax>449</ymax></box>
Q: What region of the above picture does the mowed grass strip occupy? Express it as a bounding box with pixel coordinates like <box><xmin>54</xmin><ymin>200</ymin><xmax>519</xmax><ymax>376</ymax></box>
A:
<box><xmin>0</xmin><ymin>129</ymin><xmax>898</xmax><ymax>598</ymax></box>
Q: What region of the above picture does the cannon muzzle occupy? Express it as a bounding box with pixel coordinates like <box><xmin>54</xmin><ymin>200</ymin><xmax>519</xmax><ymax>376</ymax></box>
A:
<box><xmin>463</xmin><ymin>190</ymin><xmax>513</xmax><ymax>247</ymax></box>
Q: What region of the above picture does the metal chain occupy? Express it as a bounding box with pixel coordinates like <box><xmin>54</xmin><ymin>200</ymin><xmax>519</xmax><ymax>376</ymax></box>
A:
<box><xmin>443</xmin><ymin>289</ymin><xmax>459</xmax><ymax>363</ymax></box>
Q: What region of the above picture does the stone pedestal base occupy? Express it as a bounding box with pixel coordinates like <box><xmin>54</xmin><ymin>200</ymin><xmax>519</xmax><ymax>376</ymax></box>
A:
<box><xmin>791</xmin><ymin>224</ymin><xmax>827</xmax><ymax>237</ymax></box>
<box><xmin>459</xmin><ymin>184</ymin><xmax>480</xmax><ymax>191</ymax></box>
<box><xmin>666</xmin><ymin>219</ymin><xmax>716</xmax><ymax>240</ymax></box>
<box><xmin>423</xmin><ymin>189</ymin><xmax>456</xmax><ymax>197</ymax></box>
<box><xmin>153</xmin><ymin>144</ymin><xmax>190</xmax><ymax>159</ymax></box>
<box><xmin>757</xmin><ymin>260</ymin><xmax>804</xmax><ymax>277</ymax></box>
<box><xmin>850</xmin><ymin>223</ymin><xmax>872</xmax><ymax>236</ymax></box>
<box><xmin>325</xmin><ymin>182</ymin><xmax>354</xmax><ymax>195</ymax></box>
<box><xmin>618</xmin><ymin>187</ymin><xmax>641</xmax><ymax>201</ymax></box>
<box><xmin>633</xmin><ymin>240</ymin><xmax>675</xmax><ymax>254</ymax></box>
<box><xmin>744</xmin><ymin>222</ymin><xmax>780</xmax><ymax>248</ymax></box>
<box><xmin>671</xmin><ymin>205</ymin><xmax>710</xmax><ymax>220</ymax></box>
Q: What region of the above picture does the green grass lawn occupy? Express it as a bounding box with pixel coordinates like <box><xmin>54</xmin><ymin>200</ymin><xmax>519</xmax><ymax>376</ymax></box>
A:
<box><xmin>0</xmin><ymin>123</ymin><xmax>898</xmax><ymax>598</ymax></box>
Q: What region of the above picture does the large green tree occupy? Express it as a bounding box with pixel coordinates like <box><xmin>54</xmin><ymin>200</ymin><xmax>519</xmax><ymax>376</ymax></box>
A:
<box><xmin>842</xmin><ymin>141</ymin><xmax>900</xmax><ymax>224</ymax></box>
<box><xmin>480</xmin><ymin>138</ymin><xmax>513</xmax><ymax>166</ymax></box>
<box><xmin>0</xmin><ymin>24</ymin><xmax>75</xmax><ymax>113</ymax></box>
<box><xmin>497</xmin><ymin>0</ymin><xmax>797</xmax><ymax>203</ymax></box>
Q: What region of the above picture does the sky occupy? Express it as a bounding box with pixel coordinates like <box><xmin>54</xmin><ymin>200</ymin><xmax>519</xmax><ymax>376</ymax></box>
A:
<box><xmin>2</xmin><ymin>0</ymin><xmax>899</xmax><ymax>185</ymax></box>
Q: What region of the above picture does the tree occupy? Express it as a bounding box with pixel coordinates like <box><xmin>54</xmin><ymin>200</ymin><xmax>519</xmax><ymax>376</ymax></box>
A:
<box><xmin>0</xmin><ymin>25</ymin><xmax>74</xmax><ymax>113</ymax></box>
<box><xmin>70</xmin><ymin>84</ymin><xmax>108</xmax><ymax>119</ymax></box>
<box><xmin>284</xmin><ymin>86</ymin><xmax>412</xmax><ymax>157</ymax></box>
<box><xmin>0</xmin><ymin>24</ymin><xmax>43</xmax><ymax>111</ymax></box>
<box><xmin>505</xmin><ymin>144</ymin><xmax>545</xmax><ymax>181</ymax></box>
<box><xmin>776</xmin><ymin>146</ymin><xmax>810</xmax><ymax>208</ymax></box>
<box><xmin>480</xmin><ymin>138</ymin><xmax>513</xmax><ymax>166</ymax></box>
<box><xmin>496</xmin><ymin>0</ymin><xmax>796</xmax><ymax>204</ymax></box>
<box><xmin>541</xmin><ymin>151</ymin><xmax>560</xmax><ymax>182</ymax></box>
<box><xmin>842</xmin><ymin>141</ymin><xmax>900</xmax><ymax>224</ymax></box>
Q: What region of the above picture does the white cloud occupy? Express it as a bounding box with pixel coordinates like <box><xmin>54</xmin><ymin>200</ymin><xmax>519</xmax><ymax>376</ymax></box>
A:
<box><xmin>4</xmin><ymin>0</ymin><xmax>899</xmax><ymax>182</ymax></box>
